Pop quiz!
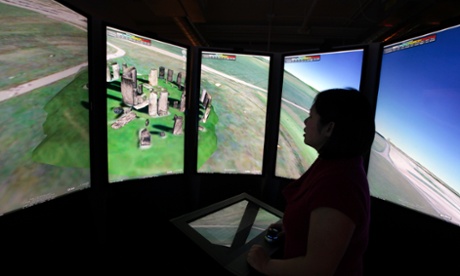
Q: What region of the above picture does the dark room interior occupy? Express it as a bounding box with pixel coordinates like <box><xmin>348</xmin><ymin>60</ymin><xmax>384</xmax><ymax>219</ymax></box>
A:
<box><xmin>1</xmin><ymin>0</ymin><xmax>460</xmax><ymax>274</ymax></box>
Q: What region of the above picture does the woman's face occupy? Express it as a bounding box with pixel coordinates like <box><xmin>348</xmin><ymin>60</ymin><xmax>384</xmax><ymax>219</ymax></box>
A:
<box><xmin>303</xmin><ymin>105</ymin><xmax>334</xmax><ymax>151</ymax></box>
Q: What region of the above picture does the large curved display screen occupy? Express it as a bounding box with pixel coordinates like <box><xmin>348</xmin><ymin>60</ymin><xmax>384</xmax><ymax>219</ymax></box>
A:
<box><xmin>0</xmin><ymin>0</ymin><xmax>90</xmax><ymax>216</ymax></box>
<box><xmin>106</xmin><ymin>26</ymin><xmax>188</xmax><ymax>183</ymax></box>
<box><xmin>367</xmin><ymin>24</ymin><xmax>460</xmax><ymax>227</ymax></box>
<box><xmin>196</xmin><ymin>50</ymin><xmax>271</xmax><ymax>175</ymax></box>
<box><xmin>275</xmin><ymin>49</ymin><xmax>364</xmax><ymax>179</ymax></box>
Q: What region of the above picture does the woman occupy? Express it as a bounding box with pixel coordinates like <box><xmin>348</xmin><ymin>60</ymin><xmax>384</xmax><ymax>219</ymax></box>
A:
<box><xmin>247</xmin><ymin>88</ymin><xmax>375</xmax><ymax>275</ymax></box>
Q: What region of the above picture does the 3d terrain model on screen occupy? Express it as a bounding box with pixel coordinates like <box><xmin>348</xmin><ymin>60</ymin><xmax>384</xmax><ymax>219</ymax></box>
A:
<box><xmin>107</xmin><ymin>62</ymin><xmax>186</xmax><ymax>137</ymax></box>
<box><xmin>196</xmin><ymin>51</ymin><xmax>271</xmax><ymax>175</ymax></box>
<box><xmin>0</xmin><ymin>0</ymin><xmax>90</xmax><ymax>216</ymax></box>
<box><xmin>367</xmin><ymin>24</ymin><xmax>460</xmax><ymax>227</ymax></box>
<box><xmin>106</xmin><ymin>61</ymin><xmax>186</xmax><ymax>182</ymax></box>
<box><xmin>106</xmin><ymin>27</ymin><xmax>213</xmax><ymax>182</ymax></box>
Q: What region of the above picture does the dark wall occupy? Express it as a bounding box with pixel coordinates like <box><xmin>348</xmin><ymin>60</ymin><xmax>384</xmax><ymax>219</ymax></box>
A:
<box><xmin>365</xmin><ymin>197</ymin><xmax>460</xmax><ymax>275</ymax></box>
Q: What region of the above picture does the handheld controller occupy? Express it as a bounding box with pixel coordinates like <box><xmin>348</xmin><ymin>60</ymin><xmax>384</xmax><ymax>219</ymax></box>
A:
<box><xmin>264</xmin><ymin>227</ymin><xmax>280</xmax><ymax>244</ymax></box>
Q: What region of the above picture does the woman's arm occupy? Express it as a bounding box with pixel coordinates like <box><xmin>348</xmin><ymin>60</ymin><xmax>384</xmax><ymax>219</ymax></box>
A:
<box><xmin>247</xmin><ymin>207</ymin><xmax>355</xmax><ymax>276</ymax></box>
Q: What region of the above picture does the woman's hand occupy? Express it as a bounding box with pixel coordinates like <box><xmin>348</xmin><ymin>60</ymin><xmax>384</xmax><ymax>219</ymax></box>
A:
<box><xmin>247</xmin><ymin>244</ymin><xmax>270</xmax><ymax>274</ymax></box>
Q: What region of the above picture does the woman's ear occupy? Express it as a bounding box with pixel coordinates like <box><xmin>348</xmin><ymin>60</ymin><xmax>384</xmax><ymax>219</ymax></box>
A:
<box><xmin>324</xmin><ymin>122</ymin><xmax>335</xmax><ymax>137</ymax></box>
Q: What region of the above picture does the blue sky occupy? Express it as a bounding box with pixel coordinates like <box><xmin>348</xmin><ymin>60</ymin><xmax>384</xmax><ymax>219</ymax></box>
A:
<box><xmin>375</xmin><ymin>24</ymin><xmax>460</xmax><ymax>192</ymax></box>
<box><xmin>284</xmin><ymin>49</ymin><xmax>364</xmax><ymax>92</ymax></box>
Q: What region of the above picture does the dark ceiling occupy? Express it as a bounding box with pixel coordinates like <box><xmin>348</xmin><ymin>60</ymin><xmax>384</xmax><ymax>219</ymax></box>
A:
<box><xmin>66</xmin><ymin>0</ymin><xmax>460</xmax><ymax>52</ymax></box>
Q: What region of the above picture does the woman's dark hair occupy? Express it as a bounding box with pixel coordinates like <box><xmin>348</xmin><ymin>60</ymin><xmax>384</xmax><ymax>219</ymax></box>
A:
<box><xmin>313</xmin><ymin>88</ymin><xmax>375</xmax><ymax>159</ymax></box>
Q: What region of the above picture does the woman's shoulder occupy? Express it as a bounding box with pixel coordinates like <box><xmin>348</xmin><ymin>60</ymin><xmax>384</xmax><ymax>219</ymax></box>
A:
<box><xmin>316</xmin><ymin>155</ymin><xmax>363</xmax><ymax>170</ymax></box>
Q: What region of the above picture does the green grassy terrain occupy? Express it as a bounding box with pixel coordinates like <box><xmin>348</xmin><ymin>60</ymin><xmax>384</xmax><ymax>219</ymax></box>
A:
<box><xmin>275</xmin><ymin>71</ymin><xmax>320</xmax><ymax>179</ymax></box>
<box><xmin>32</xmin><ymin>69</ymin><xmax>90</xmax><ymax>168</ymax></box>
<box><xmin>202</xmin><ymin>55</ymin><xmax>270</xmax><ymax>90</ymax></box>
<box><xmin>197</xmin><ymin>56</ymin><xmax>270</xmax><ymax>174</ymax></box>
<box><xmin>0</xmin><ymin>71</ymin><xmax>90</xmax><ymax>215</ymax></box>
<box><xmin>0</xmin><ymin>1</ymin><xmax>89</xmax><ymax>215</ymax></box>
<box><xmin>106</xmin><ymin>36</ymin><xmax>217</xmax><ymax>181</ymax></box>
<box><xmin>197</xmin><ymin>106</ymin><xmax>219</xmax><ymax>169</ymax></box>
<box><xmin>107</xmin><ymin>77</ymin><xmax>187</xmax><ymax>181</ymax></box>
<box><xmin>106</xmin><ymin>32</ymin><xmax>322</xmax><ymax>179</ymax></box>
<box><xmin>0</xmin><ymin>3</ymin><xmax>87</xmax><ymax>91</ymax></box>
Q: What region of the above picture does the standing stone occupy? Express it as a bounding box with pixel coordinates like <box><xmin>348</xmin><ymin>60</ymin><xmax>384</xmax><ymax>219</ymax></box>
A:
<box><xmin>200</xmin><ymin>89</ymin><xmax>207</xmax><ymax>103</ymax></box>
<box><xmin>202</xmin><ymin>106</ymin><xmax>212</xmax><ymax>123</ymax></box>
<box><xmin>176</xmin><ymin>71</ymin><xmax>185</xmax><ymax>86</ymax></box>
<box><xmin>173</xmin><ymin>115</ymin><xmax>183</xmax><ymax>135</ymax></box>
<box><xmin>149</xmin><ymin>91</ymin><xmax>158</xmax><ymax>116</ymax></box>
<box><xmin>167</xmin><ymin>69</ymin><xmax>174</xmax><ymax>82</ymax></box>
<box><xmin>180</xmin><ymin>91</ymin><xmax>186</xmax><ymax>112</ymax></box>
<box><xmin>137</xmin><ymin>83</ymin><xmax>143</xmax><ymax>95</ymax></box>
<box><xmin>121</xmin><ymin>66</ymin><xmax>137</xmax><ymax>106</ymax></box>
<box><xmin>112</xmin><ymin>62</ymin><xmax>120</xmax><ymax>80</ymax></box>
<box><xmin>106</xmin><ymin>65</ymin><xmax>112</xmax><ymax>81</ymax></box>
<box><xmin>149</xmin><ymin>69</ymin><xmax>158</xmax><ymax>86</ymax></box>
<box><xmin>203</xmin><ymin>92</ymin><xmax>212</xmax><ymax>109</ymax></box>
<box><xmin>158</xmin><ymin>89</ymin><xmax>169</xmax><ymax>116</ymax></box>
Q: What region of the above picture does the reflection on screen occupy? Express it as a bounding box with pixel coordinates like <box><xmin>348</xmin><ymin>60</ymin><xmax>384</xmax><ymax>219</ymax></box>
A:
<box><xmin>189</xmin><ymin>200</ymin><xmax>281</xmax><ymax>247</ymax></box>
<box><xmin>0</xmin><ymin>0</ymin><xmax>90</xmax><ymax>216</ymax></box>
<box><xmin>275</xmin><ymin>49</ymin><xmax>364</xmax><ymax>179</ymax></box>
<box><xmin>367</xmin><ymin>24</ymin><xmax>460</xmax><ymax>227</ymax></box>
<box><xmin>196</xmin><ymin>51</ymin><xmax>271</xmax><ymax>175</ymax></box>
<box><xmin>106</xmin><ymin>26</ymin><xmax>188</xmax><ymax>183</ymax></box>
